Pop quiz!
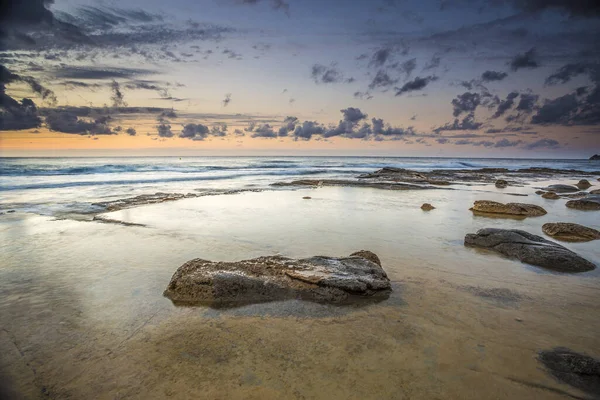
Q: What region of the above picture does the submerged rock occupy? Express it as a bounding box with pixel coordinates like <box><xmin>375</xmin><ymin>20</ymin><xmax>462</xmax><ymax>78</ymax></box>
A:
<box><xmin>470</xmin><ymin>200</ymin><xmax>546</xmax><ymax>217</ymax></box>
<box><xmin>542</xmin><ymin>223</ymin><xmax>600</xmax><ymax>242</ymax></box>
<box><xmin>576</xmin><ymin>179</ymin><xmax>592</xmax><ymax>190</ymax></box>
<box><xmin>163</xmin><ymin>251</ymin><xmax>391</xmax><ymax>306</ymax></box>
<box><xmin>542</xmin><ymin>184</ymin><xmax>580</xmax><ymax>193</ymax></box>
<box><xmin>590</xmin><ymin>189</ymin><xmax>600</xmax><ymax>194</ymax></box>
<box><xmin>566</xmin><ymin>195</ymin><xmax>600</xmax><ymax>210</ymax></box>
<box><xmin>495</xmin><ymin>179</ymin><xmax>508</xmax><ymax>188</ymax></box>
<box><xmin>538</xmin><ymin>348</ymin><xmax>600</xmax><ymax>397</ymax></box>
<box><xmin>421</xmin><ymin>203</ymin><xmax>435</xmax><ymax>211</ymax></box>
<box><xmin>541</xmin><ymin>192</ymin><xmax>560</xmax><ymax>200</ymax></box>
<box><xmin>464</xmin><ymin>228</ymin><xmax>595</xmax><ymax>272</ymax></box>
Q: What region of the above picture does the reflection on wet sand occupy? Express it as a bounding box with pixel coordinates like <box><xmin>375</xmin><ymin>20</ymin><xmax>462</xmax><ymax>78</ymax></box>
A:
<box><xmin>1</xmin><ymin>183</ymin><xmax>599</xmax><ymax>399</ymax></box>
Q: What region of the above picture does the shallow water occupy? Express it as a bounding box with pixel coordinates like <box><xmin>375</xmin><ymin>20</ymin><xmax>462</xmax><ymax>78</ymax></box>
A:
<box><xmin>1</xmin><ymin>174</ymin><xmax>600</xmax><ymax>399</ymax></box>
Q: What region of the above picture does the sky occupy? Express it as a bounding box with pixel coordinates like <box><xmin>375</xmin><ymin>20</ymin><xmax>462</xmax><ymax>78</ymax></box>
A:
<box><xmin>0</xmin><ymin>0</ymin><xmax>599</xmax><ymax>157</ymax></box>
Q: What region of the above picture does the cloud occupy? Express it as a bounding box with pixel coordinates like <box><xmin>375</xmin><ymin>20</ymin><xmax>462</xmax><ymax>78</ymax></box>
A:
<box><xmin>368</xmin><ymin>70</ymin><xmax>397</xmax><ymax>90</ymax></box>
<box><xmin>369</xmin><ymin>47</ymin><xmax>392</xmax><ymax>68</ymax></box>
<box><xmin>395</xmin><ymin>58</ymin><xmax>417</xmax><ymax>77</ymax></box>
<box><xmin>45</xmin><ymin>110</ymin><xmax>113</xmax><ymax>134</ymax></box>
<box><xmin>179</xmin><ymin>123</ymin><xmax>209</xmax><ymax>140</ymax></box>
<box><xmin>278</xmin><ymin>116</ymin><xmax>298</xmax><ymax>136</ymax></box>
<box><xmin>211</xmin><ymin>123</ymin><xmax>228</xmax><ymax>137</ymax></box>
<box><xmin>126</xmin><ymin>127</ymin><xmax>136</xmax><ymax>136</ymax></box>
<box><xmin>311</xmin><ymin>64</ymin><xmax>345</xmax><ymax>84</ymax></box>
<box><xmin>451</xmin><ymin>92</ymin><xmax>481</xmax><ymax>117</ymax></box>
<box><xmin>293</xmin><ymin>121</ymin><xmax>326</xmax><ymax>140</ymax></box>
<box><xmin>251</xmin><ymin>124</ymin><xmax>277</xmax><ymax>138</ymax></box>
<box><xmin>238</xmin><ymin>0</ymin><xmax>290</xmax><ymax>16</ymax></box>
<box><xmin>341</xmin><ymin>107</ymin><xmax>368</xmax><ymax>124</ymax></box>
<box><xmin>524</xmin><ymin>138</ymin><xmax>560</xmax><ymax>149</ymax></box>
<box><xmin>545</xmin><ymin>63</ymin><xmax>596</xmax><ymax>85</ymax></box>
<box><xmin>509</xmin><ymin>0</ymin><xmax>600</xmax><ymax>17</ymax></box>
<box><xmin>481</xmin><ymin>70</ymin><xmax>508</xmax><ymax>82</ymax></box>
<box><xmin>110</xmin><ymin>80</ymin><xmax>126</xmax><ymax>107</ymax></box>
<box><xmin>492</xmin><ymin>91</ymin><xmax>519</xmax><ymax>118</ymax></box>
<box><xmin>509</xmin><ymin>48</ymin><xmax>539</xmax><ymax>71</ymax></box>
<box><xmin>434</xmin><ymin>113</ymin><xmax>483</xmax><ymax>132</ymax></box>
<box><xmin>494</xmin><ymin>138</ymin><xmax>522</xmax><ymax>147</ymax></box>
<box><xmin>52</xmin><ymin>66</ymin><xmax>158</xmax><ymax>80</ymax></box>
<box><xmin>530</xmin><ymin>93</ymin><xmax>579</xmax><ymax>124</ymax></box>
<box><xmin>1</xmin><ymin>64</ymin><xmax>45</xmax><ymax>130</ymax></box>
<box><xmin>395</xmin><ymin>76</ymin><xmax>437</xmax><ymax>96</ymax></box>
<box><xmin>222</xmin><ymin>93</ymin><xmax>232</xmax><ymax>107</ymax></box>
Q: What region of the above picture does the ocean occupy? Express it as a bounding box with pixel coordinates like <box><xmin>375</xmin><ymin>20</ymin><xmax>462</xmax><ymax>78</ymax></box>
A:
<box><xmin>1</xmin><ymin>156</ymin><xmax>598</xmax><ymax>216</ymax></box>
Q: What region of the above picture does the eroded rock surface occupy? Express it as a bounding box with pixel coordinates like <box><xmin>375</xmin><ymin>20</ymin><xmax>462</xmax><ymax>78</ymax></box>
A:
<box><xmin>495</xmin><ymin>179</ymin><xmax>508</xmax><ymax>188</ymax></box>
<box><xmin>542</xmin><ymin>184</ymin><xmax>580</xmax><ymax>193</ymax></box>
<box><xmin>566</xmin><ymin>195</ymin><xmax>600</xmax><ymax>210</ymax></box>
<box><xmin>470</xmin><ymin>200</ymin><xmax>547</xmax><ymax>217</ymax></box>
<box><xmin>464</xmin><ymin>228</ymin><xmax>596</xmax><ymax>272</ymax></box>
<box><xmin>538</xmin><ymin>348</ymin><xmax>600</xmax><ymax>397</ymax></box>
<box><xmin>542</xmin><ymin>223</ymin><xmax>600</xmax><ymax>242</ymax></box>
<box><xmin>576</xmin><ymin>179</ymin><xmax>592</xmax><ymax>190</ymax></box>
<box><xmin>421</xmin><ymin>203</ymin><xmax>435</xmax><ymax>211</ymax></box>
<box><xmin>163</xmin><ymin>251</ymin><xmax>391</xmax><ymax>306</ymax></box>
<box><xmin>541</xmin><ymin>192</ymin><xmax>560</xmax><ymax>200</ymax></box>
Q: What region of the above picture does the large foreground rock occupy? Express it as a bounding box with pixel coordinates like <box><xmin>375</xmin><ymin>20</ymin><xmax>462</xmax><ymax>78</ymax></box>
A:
<box><xmin>464</xmin><ymin>228</ymin><xmax>595</xmax><ymax>272</ymax></box>
<box><xmin>542</xmin><ymin>223</ymin><xmax>600</xmax><ymax>242</ymax></box>
<box><xmin>566</xmin><ymin>195</ymin><xmax>600</xmax><ymax>210</ymax></box>
<box><xmin>163</xmin><ymin>251</ymin><xmax>391</xmax><ymax>306</ymax></box>
<box><xmin>538</xmin><ymin>348</ymin><xmax>600</xmax><ymax>397</ymax></box>
<box><xmin>470</xmin><ymin>200</ymin><xmax>546</xmax><ymax>217</ymax></box>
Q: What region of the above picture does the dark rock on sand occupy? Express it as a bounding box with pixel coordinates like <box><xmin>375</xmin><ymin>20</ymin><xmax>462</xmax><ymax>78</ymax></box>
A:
<box><xmin>538</xmin><ymin>348</ymin><xmax>600</xmax><ymax>397</ymax></box>
<box><xmin>542</xmin><ymin>223</ymin><xmax>600</xmax><ymax>242</ymax></box>
<box><xmin>576</xmin><ymin>179</ymin><xmax>592</xmax><ymax>190</ymax></box>
<box><xmin>495</xmin><ymin>179</ymin><xmax>508</xmax><ymax>188</ymax></box>
<box><xmin>163</xmin><ymin>251</ymin><xmax>391</xmax><ymax>306</ymax></box>
<box><xmin>470</xmin><ymin>200</ymin><xmax>547</xmax><ymax>217</ymax></box>
<box><xmin>566</xmin><ymin>195</ymin><xmax>600</xmax><ymax>210</ymax></box>
<box><xmin>464</xmin><ymin>228</ymin><xmax>595</xmax><ymax>272</ymax></box>
<box><xmin>541</xmin><ymin>192</ymin><xmax>560</xmax><ymax>200</ymax></box>
<box><xmin>421</xmin><ymin>203</ymin><xmax>435</xmax><ymax>211</ymax></box>
<box><xmin>302</xmin><ymin>196</ymin><xmax>312</xmax><ymax>199</ymax></box>
<box><xmin>542</xmin><ymin>184</ymin><xmax>580</xmax><ymax>193</ymax></box>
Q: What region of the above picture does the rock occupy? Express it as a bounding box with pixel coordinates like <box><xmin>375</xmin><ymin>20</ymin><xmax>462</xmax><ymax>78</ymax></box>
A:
<box><xmin>272</xmin><ymin>179</ymin><xmax>438</xmax><ymax>191</ymax></box>
<box><xmin>542</xmin><ymin>184</ymin><xmax>580</xmax><ymax>193</ymax></box>
<box><xmin>542</xmin><ymin>223</ymin><xmax>600</xmax><ymax>242</ymax></box>
<box><xmin>541</xmin><ymin>191</ymin><xmax>560</xmax><ymax>200</ymax></box>
<box><xmin>576</xmin><ymin>179</ymin><xmax>592</xmax><ymax>190</ymax></box>
<box><xmin>495</xmin><ymin>179</ymin><xmax>508</xmax><ymax>188</ymax></box>
<box><xmin>6</xmin><ymin>210</ymin><xmax>16</xmax><ymax>213</ymax></box>
<box><xmin>566</xmin><ymin>195</ymin><xmax>600</xmax><ymax>210</ymax></box>
<box><xmin>535</xmin><ymin>190</ymin><xmax>546</xmax><ymax>195</ymax></box>
<box><xmin>464</xmin><ymin>228</ymin><xmax>595</xmax><ymax>272</ymax></box>
<box><xmin>302</xmin><ymin>196</ymin><xmax>312</xmax><ymax>199</ymax></box>
<box><xmin>470</xmin><ymin>200</ymin><xmax>547</xmax><ymax>217</ymax></box>
<box><xmin>163</xmin><ymin>251</ymin><xmax>392</xmax><ymax>306</ymax></box>
<box><xmin>538</xmin><ymin>348</ymin><xmax>600</xmax><ymax>396</ymax></box>
<box><xmin>590</xmin><ymin>154</ymin><xmax>600</xmax><ymax>160</ymax></box>
<box><xmin>590</xmin><ymin>189</ymin><xmax>600</xmax><ymax>194</ymax></box>
<box><xmin>421</xmin><ymin>203</ymin><xmax>435</xmax><ymax>211</ymax></box>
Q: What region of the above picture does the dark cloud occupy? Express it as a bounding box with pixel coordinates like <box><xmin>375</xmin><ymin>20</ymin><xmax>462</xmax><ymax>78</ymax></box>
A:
<box><xmin>494</xmin><ymin>138</ymin><xmax>522</xmax><ymax>147</ymax></box>
<box><xmin>531</xmin><ymin>93</ymin><xmax>579</xmax><ymax>124</ymax></box>
<box><xmin>311</xmin><ymin>64</ymin><xmax>345</xmax><ymax>84</ymax></box>
<box><xmin>423</xmin><ymin>55</ymin><xmax>441</xmax><ymax>71</ymax></box>
<box><xmin>52</xmin><ymin>66</ymin><xmax>158</xmax><ymax>80</ymax></box>
<box><xmin>545</xmin><ymin>63</ymin><xmax>596</xmax><ymax>85</ymax></box>
<box><xmin>492</xmin><ymin>91</ymin><xmax>519</xmax><ymax>118</ymax></box>
<box><xmin>509</xmin><ymin>0</ymin><xmax>600</xmax><ymax>17</ymax></box>
<box><xmin>524</xmin><ymin>138</ymin><xmax>560</xmax><ymax>149</ymax></box>
<box><xmin>222</xmin><ymin>93</ymin><xmax>232</xmax><ymax>107</ymax></box>
<box><xmin>45</xmin><ymin>110</ymin><xmax>113</xmax><ymax>134</ymax></box>
<box><xmin>110</xmin><ymin>80</ymin><xmax>126</xmax><ymax>107</ymax></box>
<box><xmin>239</xmin><ymin>0</ymin><xmax>290</xmax><ymax>16</ymax></box>
<box><xmin>0</xmin><ymin>64</ymin><xmax>47</xmax><ymax>130</ymax></box>
<box><xmin>278</xmin><ymin>116</ymin><xmax>298</xmax><ymax>136</ymax></box>
<box><xmin>126</xmin><ymin>127</ymin><xmax>136</xmax><ymax>136</ymax></box>
<box><xmin>369</xmin><ymin>47</ymin><xmax>392</xmax><ymax>68</ymax></box>
<box><xmin>156</xmin><ymin>122</ymin><xmax>173</xmax><ymax>137</ymax></box>
<box><xmin>179</xmin><ymin>123</ymin><xmax>209</xmax><ymax>140</ymax></box>
<box><xmin>509</xmin><ymin>48</ymin><xmax>539</xmax><ymax>71</ymax></box>
<box><xmin>451</xmin><ymin>92</ymin><xmax>481</xmax><ymax>117</ymax></box>
<box><xmin>293</xmin><ymin>121</ymin><xmax>326</xmax><ymax>140</ymax></box>
<box><xmin>211</xmin><ymin>123</ymin><xmax>228</xmax><ymax>137</ymax></box>
<box><xmin>434</xmin><ymin>113</ymin><xmax>483</xmax><ymax>132</ymax></box>
<box><xmin>516</xmin><ymin>93</ymin><xmax>539</xmax><ymax>112</ymax></box>
<box><xmin>395</xmin><ymin>76</ymin><xmax>437</xmax><ymax>96</ymax></box>
<box><xmin>481</xmin><ymin>70</ymin><xmax>508</xmax><ymax>82</ymax></box>
<box><xmin>341</xmin><ymin>107</ymin><xmax>368</xmax><ymax>124</ymax></box>
<box><xmin>251</xmin><ymin>123</ymin><xmax>277</xmax><ymax>138</ymax></box>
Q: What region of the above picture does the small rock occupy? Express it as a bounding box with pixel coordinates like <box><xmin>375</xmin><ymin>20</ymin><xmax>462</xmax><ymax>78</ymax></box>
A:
<box><xmin>495</xmin><ymin>179</ymin><xmax>508</xmax><ymax>188</ymax></box>
<box><xmin>421</xmin><ymin>203</ymin><xmax>435</xmax><ymax>211</ymax></box>
<box><xmin>302</xmin><ymin>196</ymin><xmax>312</xmax><ymax>199</ymax></box>
<box><xmin>542</xmin><ymin>184</ymin><xmax>580</xmax><ymax>193</ymax></box>
<box><xmin>465</xmin><ymin>228</ymin><xmax>595</xmax><ymax>272</ymax></box>
<box><xmin>542</xmin><ymin>222</ymin><xmax>600</xmax><ymax>242</ymax></box>
<box><xmin>566</xmin><ymin>195</ymin><xmax>600</xmax><ymax>210</ymax></box>
<box><xmin>541</xmin><ymin>191</ymin><xmax>560</xmax><ymax>200</ymax></box>
<box><xmin>535</xmin><ymin>190</ymin><xmax>546</xmax><ymax>195</ymax></box>
<box><xmin>576</xmin><ymin>179</ymin><xmax>592</xmax><ymax>190</ymax></box>
<box><xmin>6</xmin><ymin>210</ymin><xmax>16</xmax><ymax>213</ymax></box>
<box><xmin>470</xmin><ymin>200</ymin><xmax>546</xmax><ymax>217</ymax></box>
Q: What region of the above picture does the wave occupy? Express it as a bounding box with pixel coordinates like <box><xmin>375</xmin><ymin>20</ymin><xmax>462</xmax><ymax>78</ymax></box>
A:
<box><xmin>0</xmin><ymin>169</ymin><xmax>365</xmax><ymax>191</ymax></box>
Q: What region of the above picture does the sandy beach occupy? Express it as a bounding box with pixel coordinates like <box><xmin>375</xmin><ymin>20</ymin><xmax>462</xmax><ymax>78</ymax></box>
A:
<box><xmin>1</xmin><ymin>160</ymin><xmax>599</xmax><ymax>399</ymax></box>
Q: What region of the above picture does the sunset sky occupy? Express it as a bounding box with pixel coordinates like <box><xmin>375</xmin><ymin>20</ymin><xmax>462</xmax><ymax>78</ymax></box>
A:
<box><xmin>1</xmin><ymin>0</ymin><xmax>599</xmax><ymax>156</ymax></box>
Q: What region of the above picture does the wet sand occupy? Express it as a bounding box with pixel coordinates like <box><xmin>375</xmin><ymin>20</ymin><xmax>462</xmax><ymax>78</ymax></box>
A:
<box><xmin>1</xmin><ymin>180</ymin><xmax>599</xmax><ymax>399</ymax></box>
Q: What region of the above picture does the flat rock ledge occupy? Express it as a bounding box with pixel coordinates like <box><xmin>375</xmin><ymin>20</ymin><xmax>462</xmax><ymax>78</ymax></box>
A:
<box><xmin>272</xmin><ymin>179</ymin><xmax>439</xmax><ymax>190</ymax></box>
<box><xmin>464</xmin><ymin>228</ymin><xmax>596</xmax><ymax>272</ymax></box>
<box><xmin>566</xmin><ymin>195</ymin><xmax>600</xmax><ymax>210</ymax></box>
<box><xmin>470</xmin><ymin>200</ymin><xmax>547</xmax><ymax>217</ymax></box>
<box><xmin>163</xmin><ymin>251</ymin><xmax>391</xmax><ymax>307</ymax></box>
<box><xmin>542</xmin><ymin>223</ymin><xmax>600</xmax><ymax>242</ymax></box>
